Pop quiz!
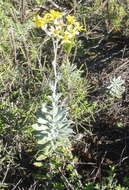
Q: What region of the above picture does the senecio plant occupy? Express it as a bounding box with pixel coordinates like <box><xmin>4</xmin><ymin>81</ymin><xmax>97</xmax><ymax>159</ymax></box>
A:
<box><xmin>107</xmin><ymin>76</ymin><xmax>125</xmax><ymax>98</ymax></box>
<box><xmin>32</xmin><ymin>10</ymin><xmax>84</xmax><ymax>161</ymax></box>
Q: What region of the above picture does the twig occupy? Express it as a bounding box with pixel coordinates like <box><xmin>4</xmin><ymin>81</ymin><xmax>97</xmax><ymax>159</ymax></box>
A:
<box><xmin>12</xmin><ymin>179</ymin><xmax>23</xmax><ymax>190</ymax></box>
<box><xmin>47</xmin><ymin>0</ymin><xmax>60</xmax><ymax>9</ymax></box>
<box><xmin>20</xmin><ymin>0</ymin><xmax>26</xmax><ymax>23</ymax></box>
<box><xmin>94</xmin><ymin>151</ymin><xmax>107</xmax><ymax>182</ymax></box>
<box><xmin>119</xmin><ymin>145</ymin><xmax>127</xmax><ymax>166</ymax></box>
<box><xmin>2</xmin><ymin>166</ymin><xmax>10</xmax><ymax>184</ymax></box>
<box><xmin>59</xmin><ymin>167</ymin><xmax>74</xmax><ymax>190</ymax></box>
<box><xmin>114</xmin><ymin>59</ymin><xmax>129</xmax><ymax>74</ymax></box>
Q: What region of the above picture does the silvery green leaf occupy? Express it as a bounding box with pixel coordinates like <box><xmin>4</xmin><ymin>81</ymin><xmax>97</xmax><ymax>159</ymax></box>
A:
<box><xmin>53</xmin><ymin>109</ymin><xmax>66</xmax><ymax>122</ymax></box>
<box><xmin>51</xmin><ymin>106</ymin><xmax>59</xmax><ymax>117</ymax></box>
<box><xmin>60</xmin><ymin>128</ymin><xmax>73</xmax><ymax>135</ymax></box>
<box><xmin>37</xmin><ymin>137</ymin><xmax>50</xmax><ymax>145</ymax></box>
<box><xmin>107</xmin><ymin>76</ymin><xmax>125</xmax><ymax>98</ymax></box>
<box><xmin>63</xmin><ymin>122</ymin><xmax>73</xmax><ymax>128</ymax></box>
<box><xmin>37</xmin><ymin>117</ymin><xmax>48</xmax><ymax>124</ymax></box>
<box><xmin>32</xmin><ymin>124</ymin><xmax>44</xmax><ymax>131</ymax></box>
<box><xmin>33</xmin><ymin>90</ymin><xmax>73</xmax><ymax>160</ymax></box>
<box><xmin>36</xmin><ymin>146</ymin><xmax>52</xmax><ymax>161</ymax></box>
<box><xmin>45</xmin><ymin>113</ymin><xmax>53</xmax><ymax>121</ymax></box>
<box><xmin>32</xmin><ymin>123</ymin><xmax>39</xmax><ymax>130</ymax></box>
<box><xmin>41</xmin><ymin>103</ymin><xmax>48</xmax><ymax>113</ymax></box>
<box><xmin>36</xmin><ymin>153</ymin><xmax>48</xmax><ymax>161</ymax></box>
<box><xmin>33</xmin><ymin>123</ymin><xmax>49</xmax><ymax>131</ymax></box>
<box><xmin>40</xmin><ymin>126</ymin><xmax>50</xmax><ymax>131</ymax></box>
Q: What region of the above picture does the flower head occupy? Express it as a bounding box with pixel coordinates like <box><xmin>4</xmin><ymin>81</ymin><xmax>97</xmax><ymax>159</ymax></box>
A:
<box><xmin>61</xmin><ymin>31</ymin><xmax>74</xmax><ymax>44</ymax></box>
<box><xmin>33</xmin><ymin>10</ymin><xmax>84</xmax><ymax>44</ymax></box>
<box><xmin>75</xmin><ymin>22</ymin><xmax>85</xmax><ymax>31</ymax></box>
<box><xmin>33</xmin><ymin>16</ymin><xmax>47</xmax><ymax>28</ymax></box>
<box><xmin>49</xmin><ymin>10</ymin><xmax>63</xmax><ymax>20</ymax></box>
<box><xmin>67</xmin><ymin>26</ymin><xmax>79</xmax><ymax>36</ymax></box>
<box><xmin>49</xmin><ymin>26</ymin><xmax>63</xmax><ymax>38</ymax></box>
<box><xmin>66</xmin><ymin>15</ymin><xmax>76</xmax><ymax>25</ymax></box>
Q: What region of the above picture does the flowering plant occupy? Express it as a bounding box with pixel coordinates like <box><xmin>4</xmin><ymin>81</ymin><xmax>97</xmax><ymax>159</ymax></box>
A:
<box><xmin>33</xmin><ymin>10</ymin><xmax>84</xmax><ymax>45</ymax></box>
<box><xmin>32</xmin><ymin>10</ymin><xmax>84</xmax><ymax>162</ymax></box>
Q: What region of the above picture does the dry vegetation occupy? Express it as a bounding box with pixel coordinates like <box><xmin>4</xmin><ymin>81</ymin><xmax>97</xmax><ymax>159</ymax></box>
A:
<box><xmin>0</xmin><ymin>0</ymin><xmax>129</xmax><ymax>189</ymax></box>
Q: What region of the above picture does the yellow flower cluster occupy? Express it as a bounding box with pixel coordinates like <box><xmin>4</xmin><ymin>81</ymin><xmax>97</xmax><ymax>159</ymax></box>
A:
<box><xmin>33</xmin><ymin>10</ymin><xmax>84</xmax><ymax>44</ymax></box>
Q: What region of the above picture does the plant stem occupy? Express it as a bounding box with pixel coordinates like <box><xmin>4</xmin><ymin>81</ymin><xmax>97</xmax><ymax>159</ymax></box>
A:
<box><xmin>52</xmin><ymin>39</ymin><xmax>59</xmax><ymax>107</ymax></box>
<box><xmin>52</xmin><ymin>39</ymin><xmax>58</xmax><ymax>80</ymax></box>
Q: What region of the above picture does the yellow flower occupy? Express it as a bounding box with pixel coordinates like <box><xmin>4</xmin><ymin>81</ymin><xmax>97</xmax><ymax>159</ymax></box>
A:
<box><xmin>49</xmin><ymin>10</ymin><xmax>63</xmax><ymax>20</ymax></box>
<box><xmin>75</xmin><ymin>22</ymin><xmax>85</xmax><ymax>31</ymax></box>
<box><xmin>33</xmin><ymin>16</ymin><xmax>46</xmax><ymax>28</ymax></box>
<box><xmin>67</xmin><ymin>27</ymin><xmax>78</xmax><ymax>37</ymax></box>
<box><xmin>49</xmin><ymin>26</ymin><xmax>62</xmax><ymax>37</ymax></box>
<box><xmin>61</xmin><ymin>31</ymin><xmax>74</xmax><ymax>44</ymax></box>
<box><xmin>53</xmin><ymin>29</ymin><xmax>61</xmax><ymax>35</ymax></box>
<box><xmin>43</xmin><ymin>13</ymin><xmax>52</xmax><ymax>22</ymax></box>
<box><xmin>62</xmin><ymin>34</ymin><xmax>70</xmax><ymax>43</ymax></box>
<box><xmin>66</xmin><ymin>15</ymin><xmax>76</xmax><ymax>25</ymax></box>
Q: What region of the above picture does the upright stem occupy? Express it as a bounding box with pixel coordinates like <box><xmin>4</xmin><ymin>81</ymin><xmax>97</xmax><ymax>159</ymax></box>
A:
<box><xmin>52</xmin><ymin>39</ymin><xmax>59</xmax><ymax>106</ymax></box>
<box><xmin>52</xmin><ymin>39</ymin><xmax>58</xmax><ymax>79</ymax></box>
